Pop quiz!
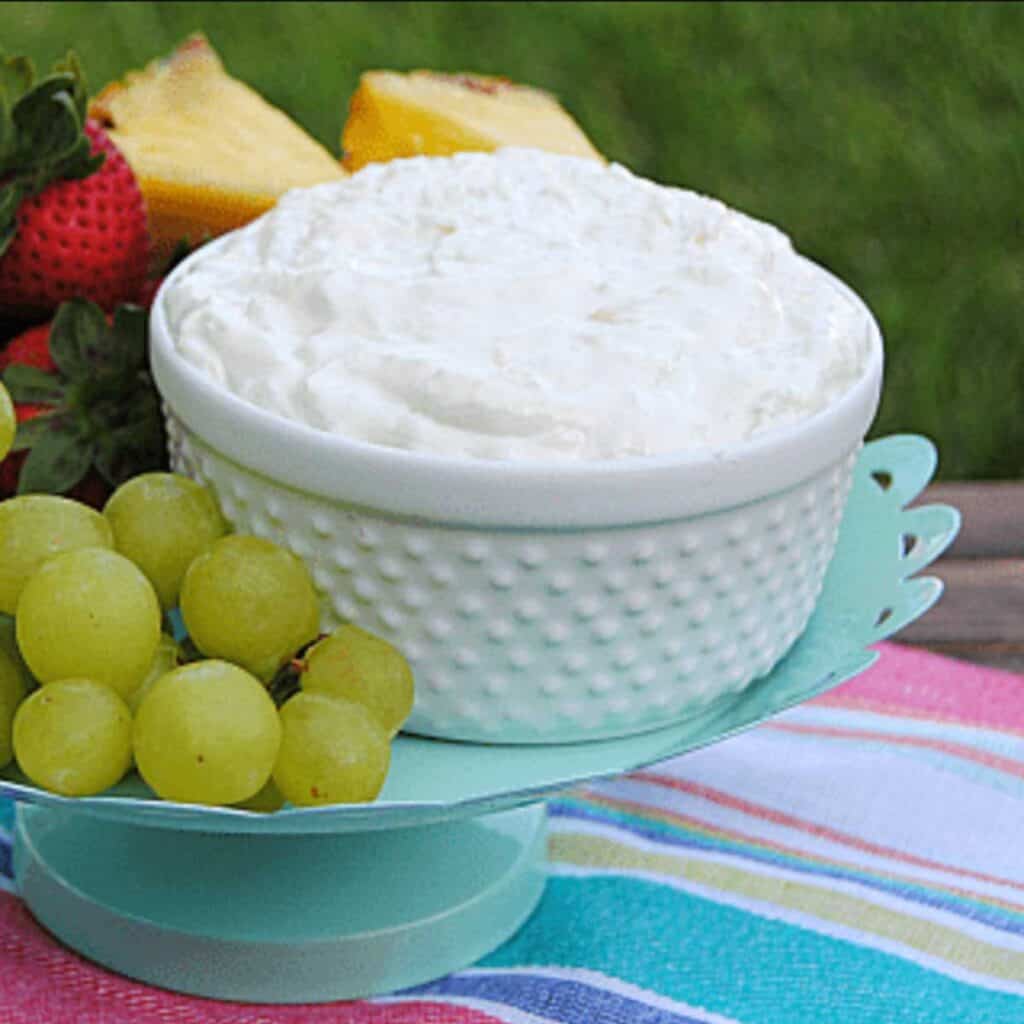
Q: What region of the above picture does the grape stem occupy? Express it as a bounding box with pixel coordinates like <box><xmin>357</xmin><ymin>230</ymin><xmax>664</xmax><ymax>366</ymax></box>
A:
<box><xmin>266</xmin><ymin>634</ymin><xmax>325</xmax><ymax>707</ymax></box>
<box><xmin>177</xmin><ymin>634</ymin><xmax>204</xmax><ymax>666</ymax></box>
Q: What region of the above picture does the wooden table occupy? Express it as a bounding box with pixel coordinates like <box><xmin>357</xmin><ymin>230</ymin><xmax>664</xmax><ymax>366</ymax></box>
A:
<box><xmin>899</xmin><ymin>483</ymin><xmax>1024</xmax><ymax>672</ymax></box>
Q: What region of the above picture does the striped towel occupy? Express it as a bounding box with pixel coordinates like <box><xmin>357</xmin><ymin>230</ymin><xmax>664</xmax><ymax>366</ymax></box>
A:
<box><xmin>0</xmin><ymin>641</ymin><xmax>1021</xmax><ymax>1022</ymax></box>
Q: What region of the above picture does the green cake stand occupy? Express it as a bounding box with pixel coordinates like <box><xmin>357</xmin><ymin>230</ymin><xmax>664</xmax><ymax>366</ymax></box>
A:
<box><xmin>2</xmin><ymin>435</ymin><xmax>959</xmax><ymax>1003</ymax></box>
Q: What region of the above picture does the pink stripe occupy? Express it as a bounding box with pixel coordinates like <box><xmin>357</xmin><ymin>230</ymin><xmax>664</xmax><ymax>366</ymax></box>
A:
<box><xmin>632</xmin><ymin>771</ymin><xmax>1024</xmax><ymax>895</ymax></box>
<box><xmin>815</xmin><ymin>642</ymin><xmax>1024</xmax><ymax>734</ymax></box>
<box><xmin>0</xmin><ymin>893</ymin><xmax>500</xmax><ymax>1023</ymax></box>
<box><xmin>767</xmin><ymin>720</ymin><xmax>1024</xmax><ymax>779</ymax></box>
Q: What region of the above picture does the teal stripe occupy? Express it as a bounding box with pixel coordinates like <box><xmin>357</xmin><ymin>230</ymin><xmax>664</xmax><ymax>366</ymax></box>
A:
<box><xmin>485</xmin><ymin>875</ymin><xmax>1024</xmax><ymax>1022</ymax></box>
<box><xmin>556</xmin><ymin>795</ymin><xmax>1024</xmax><ymax>933</ymax></box>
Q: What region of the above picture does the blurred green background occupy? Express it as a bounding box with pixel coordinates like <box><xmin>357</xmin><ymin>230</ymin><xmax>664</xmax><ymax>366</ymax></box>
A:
<box><xmin>4</xmin><ymin>1</ymin><xmax>1022</xmax><ymax>479</ymax></box>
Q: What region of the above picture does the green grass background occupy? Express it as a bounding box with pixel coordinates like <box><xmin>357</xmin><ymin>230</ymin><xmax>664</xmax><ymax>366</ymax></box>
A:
<box><xmin>4</xmin><ymin>1</ymin><xmax>1022</xmax><ymax>479</ymax></box>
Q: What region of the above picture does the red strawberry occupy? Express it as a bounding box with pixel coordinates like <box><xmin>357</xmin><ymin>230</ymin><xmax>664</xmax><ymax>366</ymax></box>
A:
<box><xmin>0</xmin><ymin>322</ymin><xmax>54</xmax><ymax>374</ymax></box>
<box><xmin>0</xmin><ymin>323</ymin><xmax>78</xmax><ymax>500</ymax></box>
<box><xmin>0</xmin><ymin>299</ymin><xmax>167</xmax><ymax>507</ymax></box>
<box><xmin>0</xmin><ymin>325</ymin><xmax>55</xmax><ymax>491</ymax></box>
<box><xmin>0</xmin><ymin>53</ymin><xmax>151</xmax><ymax>318</ymax></box>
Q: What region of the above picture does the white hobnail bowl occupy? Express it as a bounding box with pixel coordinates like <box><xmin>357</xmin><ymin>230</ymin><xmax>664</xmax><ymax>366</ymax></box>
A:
<box><xmin>150</xmin><ymin>248</ymin><xmax>883</xmax><ymax>745</ymax></box>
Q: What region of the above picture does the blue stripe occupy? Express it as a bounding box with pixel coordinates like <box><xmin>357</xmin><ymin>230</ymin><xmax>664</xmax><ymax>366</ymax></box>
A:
<box><xmin>551</xmin><ymin>800</ymin><xmax>1024</xmax><ymax>938</ymax></box>
<box><xmin>478</xmin><ymin>875</ymin><xmax>1024</xmax><ymax>1023</ymax></box>
<box><xmin>0</xmin><ymin>797</ymin><xmax>10</xmax><ymax>883</ymax></box>
<box><xmin>410</xmin><ymin>972</ymin><xmax>713</xmax><ymax>1023</ymax></box>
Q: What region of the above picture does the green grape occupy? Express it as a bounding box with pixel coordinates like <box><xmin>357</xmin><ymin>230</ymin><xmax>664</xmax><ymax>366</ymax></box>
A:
<box><xmin>0</xmin><ymin>647</ymin><xmax>28</xmax><ymax>767</ymax></box>
<box><xmin>0</xmin><ymin>615</ymin><xmax>16</xmax><ymax>662</ymax></box>
<box><xmin>126</xmin><ymin>632</ymin><xmax>181</xmax><ymax>714</ymax></box>
<box><xmin>133</xmin><ymin>659</ymin><xmax>281</xmax><ymax>805</ymax></box>
<box><xmin>104</xmin><ymin>472</ymin><xmax>228</xmax><ymax>610</ymax></box>
<box><xmin>0</xmin><ymin>494</ymin><xmax>114</xmax><ymax>614</ymax></box>
<box><xmin>232</xmin><ymin>777</ymin><xmax>287</xmax><ymax>814</ymax></box>
<box><xmin>273</xmin><ymin>693</ymin><xmax>391</xmax><ymax>807</ymax></box>
<box><xmin>0</xmin><ymin>613</ymin><xmax>34</xmax><ymax>689</ymax></box>
<box><xmin>17</xmin><ymin>547</ymin><xmax>161</xmax><ymax>698</ymax></box>
<box><xmin>13</xmin><ymin>679</ymin><xmax>132</xmax><ymax>796</ymax></box>
<box><xmin>0</xmin><ymin>382</ymin><xmax>13</xmax><ymax>462</ymax></box>
<box><xmin>180</xmin><ymin>535</ymin><xmax>321</xmax><ymax>681</ymax></box>
<box><xmin>301</xmin><ymin>625</ymin><xmax>414</xmax><ymax>735</ymax></box>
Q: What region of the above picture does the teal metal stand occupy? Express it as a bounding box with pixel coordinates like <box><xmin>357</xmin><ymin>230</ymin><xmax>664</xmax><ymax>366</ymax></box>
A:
<box><xmin>14</xmin><ymin>801</ymin><xmax>547</xmax><ymax>1003</ymax></box>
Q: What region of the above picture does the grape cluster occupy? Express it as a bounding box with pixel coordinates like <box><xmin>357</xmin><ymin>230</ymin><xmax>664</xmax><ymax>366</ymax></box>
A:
<box><xmin>0</xmin><ymin>475</ymin><xmax>415</xmax><ymax>809</ymax></box>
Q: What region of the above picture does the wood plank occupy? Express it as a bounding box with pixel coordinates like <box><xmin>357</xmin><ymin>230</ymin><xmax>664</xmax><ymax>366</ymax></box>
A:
<box><xmin>881</xmin><ymin>483</ymin><xmax>1024</xmax><ymax>674</ymax></box>
<box><xmin>897</xmin><ymin>557</ymin><xmax>1024</xmax><ymax>648</ymax></box>
<box><xmin>891</xmin><ymin>641</ymin><xmax>1024</xmax><ymax>675</ymax></box>
<box><xmin>918</xmin><ymin>482</ymin><xmax>1024</xmax><ymax>559</ymax></box>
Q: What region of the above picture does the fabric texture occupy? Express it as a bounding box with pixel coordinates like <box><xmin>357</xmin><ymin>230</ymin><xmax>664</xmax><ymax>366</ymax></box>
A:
<box><xmin>1</xmin><ymin>641</ymin><xmax>1022</xmax><ymax>1022</ymax></box>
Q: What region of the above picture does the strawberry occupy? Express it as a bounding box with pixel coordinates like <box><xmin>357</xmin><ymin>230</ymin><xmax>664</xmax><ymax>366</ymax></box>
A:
<box><xmin>0</xmin><ymin>299</ymin><xmax>168</xmax><ymax>507</ymax></box>
<box><xmin>0</xmin><ymin>53</ymin><xmax>150</xmax><ymax>318</ymax></box>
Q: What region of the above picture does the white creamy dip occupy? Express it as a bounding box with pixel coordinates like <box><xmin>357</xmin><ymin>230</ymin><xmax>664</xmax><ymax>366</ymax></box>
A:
<box><xmin>164</xmin><ymin>149</ymin><xmax>871</xmax><ymax>461</ymax></box>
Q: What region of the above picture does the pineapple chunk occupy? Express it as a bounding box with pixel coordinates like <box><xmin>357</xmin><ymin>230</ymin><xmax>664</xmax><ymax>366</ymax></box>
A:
<box><xmin>90</xmin><ymin>34</ymin><xmax>346</xmax><ymax>253</ymax></box>
<box><xmin>342</xmin><ymin>70</ymin><xmax>601</xmax><ymax>172</ymax></box>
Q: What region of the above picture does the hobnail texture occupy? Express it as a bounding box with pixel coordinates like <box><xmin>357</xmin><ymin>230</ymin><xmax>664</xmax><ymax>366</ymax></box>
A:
<box><xmin>167</xmin><ymin>413</ymin><xmax>858</xmax><ymax>742</ymax></box>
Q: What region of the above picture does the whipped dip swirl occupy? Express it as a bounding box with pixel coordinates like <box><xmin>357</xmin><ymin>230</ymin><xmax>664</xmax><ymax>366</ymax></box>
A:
<box><xmin>163</xmin><ymin>149</ymin><xmax>871</xmax><ymax>461</ymax></box>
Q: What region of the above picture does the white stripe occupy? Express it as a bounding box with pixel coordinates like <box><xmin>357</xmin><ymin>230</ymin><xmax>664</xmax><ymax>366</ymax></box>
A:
<box><xmin>457</xmin><ymin>966</ymin><xmax>743</xmax><ymax>1023</ymax></box>
<box><xmin>546</xmin><ymin>860</ymin><xmax>1024</xmax><ymax>998</ymax></box>
<box><xmin>550</xmin><ymin>816</ymin><xmax>1024</xmax><ymax>953</ymax></box>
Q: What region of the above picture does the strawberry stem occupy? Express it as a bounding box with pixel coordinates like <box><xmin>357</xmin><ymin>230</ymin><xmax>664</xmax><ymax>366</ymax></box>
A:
<box><xmin>0</xmin><ymin>51</ymin><xmax>104</xmax><ymax>259</ymax></box>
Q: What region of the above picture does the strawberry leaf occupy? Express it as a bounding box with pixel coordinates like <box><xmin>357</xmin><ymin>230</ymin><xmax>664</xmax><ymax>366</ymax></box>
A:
<box><xmin>48</xmin><ymin>297</ymin><xmax>107</xmax><ymax>378</ymax></box>
<box><xmin>11</xmin><ymin>412</ymin><xmax>56</xmax><ymax>452</ymax></box>
<box><xmin>56</xmin><ymin>138</ymin><xmax>103</xmax><ymax>182</ymax></box>
<box><xmin>107</xmin><ymin>304</ymin><xmax>148</xmax><ymax>373</ymax></box>
<box><xmin>0</xmin><ymin>99</ymin><xmax>14</xmax><ymax>169</ymax></box>
<box><xmin>0</xmin><ymin>181</ymin><xmax>24</xmax><ymax>259</ymax></box>
<box><xmin>3</xmin><ymin>363</ymin><xmax>63</xmax><ymax>405</ymax></box>
<box><xmin>16</xmin><ymin>423</ymin><xmax>93</xmax><ymax>494</ymax></box>
<box><xmin>0</xmin><ymin>49</ymin><xmax>103</xmax><ymax>235</ymax></box>
<box><xmin>0</xmin><ymin>213</ymin><xmax>16</xmax><ymax>260</ymax></box>
<box><xmin>0</xmin><ymin>181</ymin><xmax>22</xmax><ymax>220</ymax></box>
<box><xmin>11</xmin><ymin>76</ymin><xmax>81</xmax><ymax>169</ymax></box>
<box><xmin>93</xmin><ymin>418</ymin><xmax>163</xmax><ymax>485</ymax></box>
<box><xmin>53</xmin><ymin>52</ymin><xmax>88</xmax><ymax>120</ymax></box>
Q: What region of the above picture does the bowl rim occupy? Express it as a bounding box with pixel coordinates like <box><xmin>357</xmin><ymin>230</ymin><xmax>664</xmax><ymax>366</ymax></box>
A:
<box><xmin>150</xmin><ymin>235</ymin><xmax>884</xmax><ymax>528</ymax></box>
